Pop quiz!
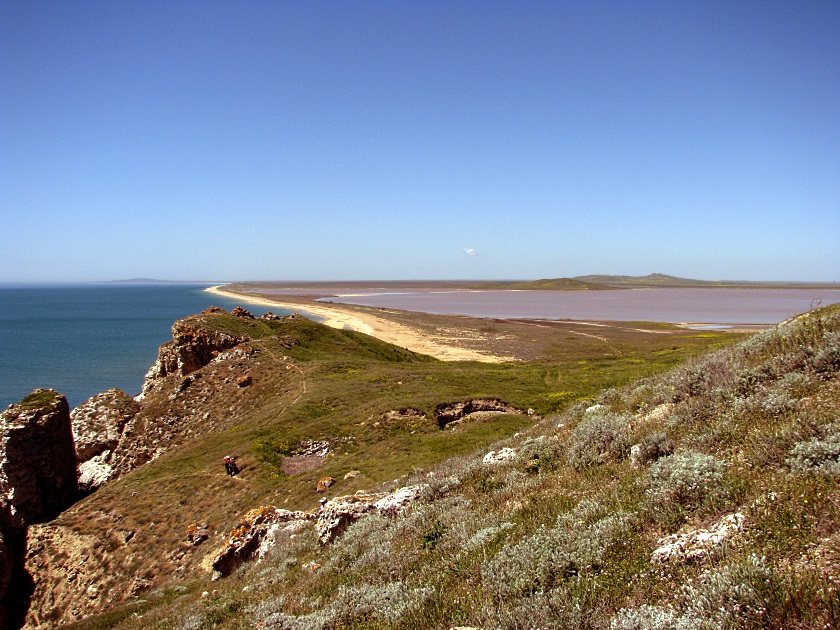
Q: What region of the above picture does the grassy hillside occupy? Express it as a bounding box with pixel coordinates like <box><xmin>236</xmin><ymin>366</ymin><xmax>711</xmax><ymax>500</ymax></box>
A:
<box><xmin>60</xmin><ymin>304</ymin><xmax>840</xmax><ymax>630</ymax></box>
<box><xmin>34</xmin><ymin>309</ymin><xmax>748</xmax><ymax>628</ymax></box>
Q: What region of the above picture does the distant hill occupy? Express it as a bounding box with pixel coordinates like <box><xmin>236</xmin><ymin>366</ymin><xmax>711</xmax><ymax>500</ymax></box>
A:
<box><xmin>476</xmin><ymin>277</ymin><xmax>609</xmax><ymax>290</ymax></box>
<box><xmin>572</xmin><ymin>273</ymin><xmax>729</xmax><ymax>288</ymax></box>
<box><xmin>573</xmin><ymin>273</ymin><xmax>839</xmax><ymax>289</ymax></box>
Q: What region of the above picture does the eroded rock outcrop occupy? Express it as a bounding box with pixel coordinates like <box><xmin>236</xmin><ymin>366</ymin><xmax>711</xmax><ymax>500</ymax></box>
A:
<box><xmin>141</xmin><ymin>316</ymin><xmax>248</xmax><ymax>395</ymax></box>
<box><xmin>1</xmin><ymin>389</ymin><xmax>78</xmax><ymax>527</ymax></box>
<box><xmin>210</xmin><ymin>507</ymin><xmax>315</xmax><ymax>579</ymax></box>
<box><xmin>209</xmin><ymin>484</ymin><xmax>429</xmax><ymax>579</ymax></box>
<box><xmin>1</xmin><ymin>389</ymin><xmax>78</xmax><ymax>630</ymax></box>
<box><xmin>434</xmin><ymin>398</ymin><xmax>524</xmax><ymax>428</ymax></box>
<box><xmin>651</xmin><ymin>512</ymin><xmax>746</xmax><ymax>564</ymax></box>
<box><xmin>71</xmin><ymin>389</ymin><xmax>140</xmax><ymax>463</ymax></box>
<box><xmin>315</xmin><ymin>484</ymin><xmax>427</xmax><ymax>544</ymax></box>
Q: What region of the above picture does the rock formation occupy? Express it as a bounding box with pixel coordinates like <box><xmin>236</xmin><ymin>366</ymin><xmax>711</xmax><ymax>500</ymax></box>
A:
<box><xmin>314</xmin><ymin>484</ymin><xmax>427</xmax><ymax>545</ymax></box>
<box><xmin>208</xmin><ymin>484</ymin><xmax>429</xmax><ymax>580</ymax></box>
<box><xmin>1</xmin><ymin>389</ymin><xmax>78</xmax><ymax>527</ymax></box>
<box><xmin>1</xmin><ymin>389</ymin><xmax>78</xmax><ymax>630</ymax></box>
<box><xmin>71</xmin><ymin>389</ymin><xmax>141</xmax><ymax>492</ymax></box>
<box><xmin>434</xmin><ymin>398</ymin><xmax>524</xmax><ymax>428</ymax></box>
<box><xmin>71</xmin><ymin>389</ymin><xmax>140</xmax><ymax>463</ymax></box>
<box><xmin>210</xmin><ymin>507</ymin><xmax>315</xmax><ymax>579</ymax></box>
<box><xmin>141</xmin><ymin>317</ymin><xmax>248</xmax><ymax>395</ymax></box>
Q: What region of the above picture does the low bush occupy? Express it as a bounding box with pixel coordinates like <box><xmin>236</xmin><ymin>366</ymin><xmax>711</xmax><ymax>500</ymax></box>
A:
<box><xmin>482</xmin><ymin>508</ymin><xmax>630</xmax><ymax>599</ymax></box>
<box><xmin>610</xmin><ymin>604</ymin><xmax>691</xmax><ymax>630</ymax></box>
<box><xmin>566</xmin><ymin>411</ymin><xmax>630</xmax><ymax>470</ymax></box>
<box><xmin>630</xmin><ymin>432</ymin><xmax>674</xmax><ymax>467</ymax></box>
<box><xmin>642</xmin><ymin>450</ymin><xmax>727</xmax><ymax>528</ymax></box>
<box><xmin>787</xmin><ymin>423</ymin><xmax>840</xmax><ymax>476</ymax></box>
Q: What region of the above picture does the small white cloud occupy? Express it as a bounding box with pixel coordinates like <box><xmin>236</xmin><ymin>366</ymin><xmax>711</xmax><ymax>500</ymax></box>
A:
<box><xmin>463</xmin><ymin>247</ymin><xmax>477</xmax><ymax>256</ymax></box>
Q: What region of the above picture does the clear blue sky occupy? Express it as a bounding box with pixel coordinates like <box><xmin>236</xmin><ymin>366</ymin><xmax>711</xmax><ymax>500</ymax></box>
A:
<box><xmin>2</xmin><ymin>1</ymin><xmax>838</xmax><ymax>282</ymax></box>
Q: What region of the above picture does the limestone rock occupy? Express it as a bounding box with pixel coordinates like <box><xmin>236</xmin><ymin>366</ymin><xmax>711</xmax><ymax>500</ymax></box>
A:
<box><xmin>230</xmin><ymin>306</ymin><xmax>254</xmax><ymax>318</ymax></box>
<box><xmin>141</xmin><ymin>318</ymin><xmax>248</xmax><ymax>394</ymax></box>
<box><xmin>71</xmin><ymin>389</ymin><xmax>140</xmax><ymax>463</ymax></box>
<box><xmin>652</xmin><ymin>512</ymin><xmax>745</xmax><ymax>564</ymax></box>
<box><xmin>483</xmin><ymin>447</ymin><xmax>517</xmax><ymax>465</ymax></box>
<box><xmin>434</xmin><ymin>398</ymin><xmax>524</xmax><ymax>428</ymax></box>
<box><xmin>315</xmin><ymin>484</ymin><xmax>428</xmax><ymax>544</ymax></box>
<box><xmin>316</xmin><ymin>477</ymin><xmax>335</xmax><ymax>492</ymax></box>
<box><xmin>1</xmin><ymin>389</ymin><xmax>78</xmax><ymax>629</ymax></box>
<box><xmin>315</xmin><ymin>491</ymin><xmax>386</xmax><ymax>544</ymax></box>
<box><xmin>77</xmin><ymin>453</ymin><xmax>116</xmax><ymax>492</ymax></box>
<box><xmin>210</xmin><ymin>507</ymin><xmax>314</xmax><ymax>579</ymax></box>
<box><xmin>1</xmin><ymin>389</ymin><xmax>78</xmax><ymax>526</ymax></box>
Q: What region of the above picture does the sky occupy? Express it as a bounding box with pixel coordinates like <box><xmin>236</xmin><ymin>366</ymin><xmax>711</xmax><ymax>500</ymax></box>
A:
<box><xmin>1</xmin><ymin>1</ymin><xmax>838</xmax><ymax>283</ymax></box>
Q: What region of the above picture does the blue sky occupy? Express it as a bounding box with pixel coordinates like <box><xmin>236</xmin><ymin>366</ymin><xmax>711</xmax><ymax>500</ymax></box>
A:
<box><xmin>1</xmin><ymin>1</ymin><xmax>838</xmax><ymax>282</ymax></box>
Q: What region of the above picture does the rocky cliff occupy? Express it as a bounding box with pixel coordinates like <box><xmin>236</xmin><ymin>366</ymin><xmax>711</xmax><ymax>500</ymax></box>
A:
<box><xmin>140</xmin><ymin>311</ymin><xmax>249</xmax><ymax>397</ymax></box>
<box><xmin>72</xmin><ymin>389</ymin><xmax>141</xmax><ymax>492</ymax></box>
<box><xmin>0</xmin><ymin>389</ymin><xmax>78</xmax><ymax>630</ymax></box>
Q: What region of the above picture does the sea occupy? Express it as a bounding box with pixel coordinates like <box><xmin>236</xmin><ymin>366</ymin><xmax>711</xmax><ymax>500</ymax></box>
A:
<box><xmin>2</xmin><ymin>283</ymin><xmax>839</xmax><ymax>412</ymax></box>
<box><xmin>0</xmin><ymin>284</ymin><xmax>285</xmax><ymax>410</ymax></box>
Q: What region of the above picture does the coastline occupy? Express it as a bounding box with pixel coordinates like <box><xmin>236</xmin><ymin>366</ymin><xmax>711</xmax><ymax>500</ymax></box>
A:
<box><xmin>204</xmin><ymin>285</ymin><xmax>508</xmax><ymax>362</ymax></box>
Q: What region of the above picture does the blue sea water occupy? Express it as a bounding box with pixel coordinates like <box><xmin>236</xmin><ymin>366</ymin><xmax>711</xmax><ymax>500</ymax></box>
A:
<box><xmin>0</xmin><ymin>284</ymin><xmax>286</xmax><ymax>410</ymax></box>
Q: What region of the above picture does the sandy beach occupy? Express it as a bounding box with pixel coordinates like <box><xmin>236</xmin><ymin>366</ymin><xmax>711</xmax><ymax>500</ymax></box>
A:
<box><xmin>205</xmin><ymin>285</ymin><xmax>506</xmax><ymax>362</ymax></box>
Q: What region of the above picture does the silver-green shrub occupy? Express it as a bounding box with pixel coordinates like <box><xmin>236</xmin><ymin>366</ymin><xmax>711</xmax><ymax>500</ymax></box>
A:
<box><xmin>482</xmin><ymin>509</ymin><xmax>630</xmax><ymax>598</ymax></box>
<box><xmin>566</xmin><ymin>411</ymin><xmax>630</xmax><ymax>470</ymax></box>
<box><xmin>681</xmin><ymin>555</ymin><xmax>777</xmax><ymax>630</ymax></box>
<box><xmin>787</xmin><ymin>424</ymin><xmax>840</xmax><ymax>476</ymax></box>
<box><xmin>610</xmin><ymin>604</ymin><xmax>695</xmax><ymax>630</ymax></box>
<box><xmin>257</xmin><ymin>581</ymin><xmax>432</xmax><ymax>629</ymax></box>
<box><xmin>630</xmin><ymin>432</ymin><xmax>674</xmax><ymax>467</ymax></box>
<box><xmin>642</xmin><ymin>451</ymin><xmax>727</xmax><ymax>526</ymax></box>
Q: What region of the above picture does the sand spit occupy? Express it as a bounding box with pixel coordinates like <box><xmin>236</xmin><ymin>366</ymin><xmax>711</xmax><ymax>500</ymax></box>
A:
<box><xmin>205</xmin><ymin>285</ymin><xmax>507</xmax><ymax>362</ymax></box>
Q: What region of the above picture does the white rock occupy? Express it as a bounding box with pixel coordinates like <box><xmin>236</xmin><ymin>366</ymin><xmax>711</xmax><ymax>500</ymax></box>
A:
<box><xmin>652</xmin><ymin>512</ymin><xmax>745</xmax><ymax>564</ymax></box>
<box><xmin>483</xmin><ymin>447</ymin><xmax>516</xmax><ymax>465</ymax></box>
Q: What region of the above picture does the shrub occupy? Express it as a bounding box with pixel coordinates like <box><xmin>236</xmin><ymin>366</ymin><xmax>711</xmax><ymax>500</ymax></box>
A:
<box><xmin>566</xmin><ymin>412</ymin><xmax>630</xmax><ymax>470</ymax></box>
<box><xmin>642</xmin><ymin>451</ymin><xmax>727</xmax><ymax>527</ymax></box>
<box><xmin>630</xmin><ymin>432</ymin><xmax>675</xmax><ymax>467</ymax></box>
<box><xmin>787</xmin><ymin>424</ymin><xmax>840</xmax><ymax>476</ymax></box>
<box><xmin>482</xmin><ymin>510</ymin><xmax>630</xmax><ymax>599</ymax></box>
<box><xmin>810</xmin><ymin>331</ymin><xmax>840</xmax><ymax>374</ymax></box>
<box><xmin>517</xmin><ymin>435</ymin><xmax>562</xmax><ymax>472</ymax></box>
<box><xmin>610</xmin><ymin>604</ymin><xmax>694</xmax><ymax>630</ymax></box>
<box><xmin>681</xmin><ymin>555</ymin><xmax>778</xmax><ymax>630</ymax></box>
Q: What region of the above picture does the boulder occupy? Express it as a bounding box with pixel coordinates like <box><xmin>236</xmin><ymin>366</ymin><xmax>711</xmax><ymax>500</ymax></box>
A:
<box><xmin>652</xmin><ymin>512</ymin><xmax>745</xmax><ymax>564</ymax></box>
<box><xmin>315</xmin><ymin>484</ymin><xmax>428</xmax><ymax>544</ymax></box>
<box><xmin>230</xmin><ymin>306</ymin><xmax>254</xmax><ymax>319</ymax></box>
<box><xmin>77</xmin><ymin>453</ymin><xmax>116</xmax><ymax>492</ymax></box>
<box><xmin>71</xmin><ymin>389</ymin><xmax>140</xmax><ymax>463</ymax></box>
<box><xmin>316</xmin><ymin>477</ymin><xmax>335</xmax><ymax>492</ymax></box>
<box><xmin>483</xmin><ymin>447</ymin><xmax>517</xmax><ymax>465</ymax></box>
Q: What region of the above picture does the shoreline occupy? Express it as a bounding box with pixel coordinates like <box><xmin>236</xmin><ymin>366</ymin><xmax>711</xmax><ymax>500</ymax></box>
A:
<box><xmin>205</xmin><ymin>285</ymin><xmax>508</xmax><ymax>362</ymax></box>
